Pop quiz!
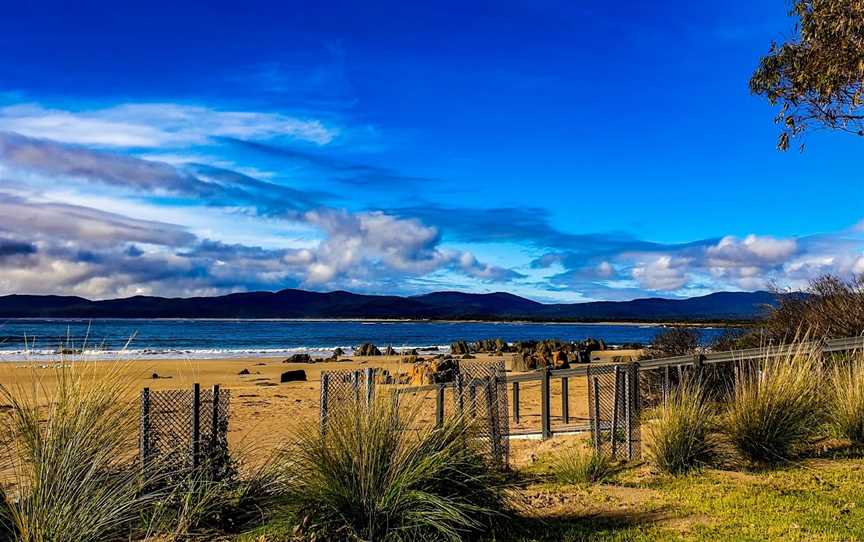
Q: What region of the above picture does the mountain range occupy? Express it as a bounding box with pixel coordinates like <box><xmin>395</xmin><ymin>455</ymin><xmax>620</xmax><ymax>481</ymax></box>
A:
<box><xmin>0</xmin><ymin>289</ymin><xmax>782</xmax><ymax>322</ymax></box>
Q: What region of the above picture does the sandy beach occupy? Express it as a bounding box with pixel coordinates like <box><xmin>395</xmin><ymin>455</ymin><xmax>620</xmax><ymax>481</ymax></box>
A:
<box><xmin>0</xmin><ymin>349</ymin><xmax>638</xmax><ymax>465</ymax></box>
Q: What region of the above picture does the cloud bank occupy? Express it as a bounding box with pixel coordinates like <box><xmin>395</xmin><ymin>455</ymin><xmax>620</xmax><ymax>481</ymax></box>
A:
<box><xmin>0</xmin><ymin>99</ymin><xmax>861</xmax><ymax>301</ymax></box>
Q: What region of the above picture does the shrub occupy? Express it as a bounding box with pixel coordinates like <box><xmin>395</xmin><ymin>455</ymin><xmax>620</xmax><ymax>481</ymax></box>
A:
<box><xmin>644</xmin><ymin>379</ymin><xmax>720</xmax><ymax>474</ymax></box>
<box><xmin>283</xmin><ymin>397</ymin><xmax>509</xmax><ymax>541</ymax></box>
<box><xmin>0</xmin><ymin>363</ymin><xmax>165</xmax><ymax>542</ymax></box>
<box><xmin>763</xmin><ymin>274</ymin><xmax>864</xmax><ymax>342</ymax></box>
<box><xmin>550</xmin><ymin>446</ymin><xmax>613</xmax><ymax>484</ymax></box>
<box><xmin>643</xmin><ymin>328</ymin><xmax>701</xmax><ymax>359</ymax></box>
<box><xmin>827</xmin><ymin>353</ymin><xmax>864</xmax><ymax>445</ymax></box>
<box><xmin>723</xmin><ymin>343</ymin><xmax>826</xmax><ymax>466</ymax></box>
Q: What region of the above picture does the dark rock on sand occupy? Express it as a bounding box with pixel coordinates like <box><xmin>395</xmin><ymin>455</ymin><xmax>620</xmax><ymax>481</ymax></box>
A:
<box><xmin>238</xmin><ymin>368</ymin><xmax>250</xmax><ymax>375</ymax></box>
<box><xmin>280</xmin><ymin>370</ymin><xmax>307</xmax><ymax>383</ymax></box>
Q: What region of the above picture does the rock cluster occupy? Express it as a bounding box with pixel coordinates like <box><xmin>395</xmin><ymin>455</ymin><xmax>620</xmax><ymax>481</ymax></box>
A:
<box><xmin>356</xmin><ymin>343</ymin><xmax>382</xmax><ymax>356</ymax></box>
<box><xmin>511</xmin><ymin>338</ymin><xmax>608</xmax><ymax>371</ymax></box>
<box><xmin>407</xmin><ymin>357</ymin><xmax>460</xmax><ymax>385</ymax></box>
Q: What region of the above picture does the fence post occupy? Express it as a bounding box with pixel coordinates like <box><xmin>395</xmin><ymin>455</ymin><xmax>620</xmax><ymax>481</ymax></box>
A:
<box><xmin>352</xmin><ymin>370</ymin><xmax>361</xmax><ymax>403</ymax></box>
<box><xmin>469</xmin><ymin>382</ymin><xmax>477</xmax><ymax>418</ymax></box>
<box><xmin>541</xmin><ymin>367</ymin><xmax>552</xmax><ymax>439</ymax></box>
<box><xmin>364</xmin><ymin>367</ymin><xmax>375</xmax><ymax>406</ymax></box>
<box><xmin>591</xmin><ymin>377</ymin><xmax>601</xmax><ymax>452</ymax></box>
<box><xmin>485</xmin><ymin>380</ymin><xmax>501</xmax><ymax>465</ymax></box>
<box><xmin>211</xmin><ymin>384</ymin><xmax>220</xmax><ymax>460</ymax></box>
<box><xmin>191</xmin><ymin>383</ymin><xmax>201</xmax><ymax>470</ymax></box>
<box><xmin>320</xmin><ymin>373</ymin><xmax>330</xmax><ymax>435</ymax></box>
<box><xmin>435</xmin><ymin>383</ymin><xmax>445</xmax><ymax>426</ymax></box>
<box><xmin>625</xmin><ymin>366</ymin><xmax>634</xmax><ymax>460</ymax></box>
<box><xmin>663</xmin><ymin>365</ymin><xmax>670</xmax><ymax>403</ymax></box>
<box><xmin>512</xmin><ymin>381</ymin><xmax>520</xmax><ymax>423</ymax></box>
<box><xmin>140</xmin><ymin>387</ymin><xmax>150</xmax><ymax>467</ymax></box>
<box><xmin>455</xmin><ymin>373</ymin><xmax>465</xmax><ymax>418</ymax></box>
<box><xmin>611</xmin><ymin>367</ymin><xmax>621</xmax><ymax>458</ymax></box>
<box><xmin>561</xmin><ymin>376</ymin><xmax>570</xmax><ymax>425</ymax></box>
<box><xmin>694</xmin><ymin>352</ymin><xmax>705</xmax><ymax>382</ymax></box>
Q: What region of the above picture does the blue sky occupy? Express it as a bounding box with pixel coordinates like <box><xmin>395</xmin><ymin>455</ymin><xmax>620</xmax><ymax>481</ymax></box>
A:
<box><xmin>0</xmin><ymin>1</ymin><xmax>862</xmax><ymax>301</ymax></box>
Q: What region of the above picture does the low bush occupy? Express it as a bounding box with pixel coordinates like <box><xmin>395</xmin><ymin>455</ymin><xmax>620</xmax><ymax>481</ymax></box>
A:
<box><xmin>283</xmin><ymin>397</ymin><xmax>509</xmax><ymax>541</ymax></box>
<box><xmin>827</xmin><ymin>353</ymin><xmax>864</xmax><ymax>445</ymax></box>
<box><xmin>0</xmin><ymin>364</ymin><xmax>165</xmax><ymax>542</ymax></box>
<box><xmin>723</xmin><ymin>342</ymin><xmax>826</xmax><ymax>466</ymax></box>
<box><xmin>644</xmin><ymin>379</ymin><xmax>720</xmax><ymax>474</ymax></box>
<box><xmin>550</xmin><ymin>446</ymin><xmax>613</xmax><ymax>484</ymax></box>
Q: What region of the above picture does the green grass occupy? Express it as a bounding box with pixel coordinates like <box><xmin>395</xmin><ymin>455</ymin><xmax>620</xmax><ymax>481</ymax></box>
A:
<box><xmin>278</xmin><ymin>396</ymin><xmax>510</xmax><ymax>541</ymax></box>
<box><xmin>239</xmin><ymin>457</ymin><xmax>864</xmax><ymax>541</ymax></box>
<box><xmin>827</xmin><ymin>353</ymin><xmax>864</xmax><ymax>445</ymax></box>
<box><xmin>550</xmin><ymin>446</ymin><xmax>614</xmax><ymax>485</ymax></box>
<box><xmin>644</xmin><ymin>378</ymin><xmax>721</xmax><ymax>474</ymax></box>
<box><xmin>496</xmin><ymin>458</ymin><xmax>864</xmax><ymax>542</ymax></box>
<box><xmin>723</xmin><ymin>342</ymin><xmax>826</xmax><ymax>465</ymax></box>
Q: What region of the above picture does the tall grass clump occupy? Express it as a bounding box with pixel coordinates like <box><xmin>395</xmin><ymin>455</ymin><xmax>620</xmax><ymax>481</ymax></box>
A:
<box><xmin>827</xmin><ymin>352</ymin><xmax>864</xmax><ymax>445</ymax></box>
<box><xmin>723</xmin><ymin>342</ymin><xmax>826</xmax><ymax>466</ymax></box>
<box><xmin>550</xmin><ymin>446</ymin><xmax>613</xmax><ymax>485</ymax></box>
<box><xmin>644</xmin><ymin>378</ymin><xmax>720</xmax><ymax>474</ymax></box>
<box><xmin>0</xmin><ymin>363</ymin><xmax>163</xmax><ymax>542</ymax></box>
<box><xmin>283</xmin><ymin>397</ymin><xmax>509</xmax><ymax>541</ymax></box>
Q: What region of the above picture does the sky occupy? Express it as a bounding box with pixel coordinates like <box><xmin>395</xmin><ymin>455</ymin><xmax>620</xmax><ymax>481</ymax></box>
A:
<box><xmin>0</xmin><ymin>0</ymin><xmax>862</xmax><ymax>302</ymax></box>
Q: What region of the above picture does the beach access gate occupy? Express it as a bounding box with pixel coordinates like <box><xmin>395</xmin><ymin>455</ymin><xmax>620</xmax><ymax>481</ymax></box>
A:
<box><xmin>139</xmin><ymin>383</ymin><xmax>231</xmax><ymax>479</ymax></box>
<box><xmin>319</xmin><ymin>360</ymin><xmax>510</xmax><ymax>469</ymax></box>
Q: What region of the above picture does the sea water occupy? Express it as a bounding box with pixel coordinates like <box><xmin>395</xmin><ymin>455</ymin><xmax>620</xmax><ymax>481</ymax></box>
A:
<box><xmin>0</xmin><ymin>319</ymin><xmax>732</xmax><ymax>361</ymax></box>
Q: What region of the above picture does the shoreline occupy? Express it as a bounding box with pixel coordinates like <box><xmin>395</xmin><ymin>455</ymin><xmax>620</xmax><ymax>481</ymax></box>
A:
<box><xmin>0</xmin><ymin>317</ymin><xmax>750</xmax><ymax>327</ymax></box>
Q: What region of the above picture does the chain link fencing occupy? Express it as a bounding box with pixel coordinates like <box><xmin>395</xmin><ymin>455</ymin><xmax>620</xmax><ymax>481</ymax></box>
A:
<box><xmin>140</xmin><ymin>384</ymin><xmax>231</xmax><ymax>480</ymax></box>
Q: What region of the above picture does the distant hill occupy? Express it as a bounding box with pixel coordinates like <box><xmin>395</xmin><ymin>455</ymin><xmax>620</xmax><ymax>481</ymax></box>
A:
<box><xmin>0</xmin><ymin>289</ymin><xmax>782</xmax><ymax>322</ymax></box>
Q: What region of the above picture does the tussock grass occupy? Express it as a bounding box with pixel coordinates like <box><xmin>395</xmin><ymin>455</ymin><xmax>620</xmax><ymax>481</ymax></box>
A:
<box><xmin>282</xmin><ymin>397</ymin><xmax>509</xmax><ymax>541</ymax></box>
<box><xmin>645</xmin><ymin>378</ymin><xmax>720</xmax><ymax>474</ymax></box>
<box><xmin>827</xmin><ymin>352</ymin><xmax>864</xmax><ymax>445</ymax></box>
<box><xmin>550</xmin><ymin>446</ymin><xmax>613</xmax><ymax>485</ymax></box>
<box><xmin>723</xmin><ymin>342</ymin><xmax>826</xmax><ymax>466</ymax></box>
<box><xmin>0</xmin><ymin>363</ymin><xmax>164</xmax><ymax>542</ymax></box>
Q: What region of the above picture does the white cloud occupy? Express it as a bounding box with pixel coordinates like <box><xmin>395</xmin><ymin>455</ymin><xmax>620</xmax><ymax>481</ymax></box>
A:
<box><xmin>0</xmin><ymin>102</ymin><xmax>337</xmax><ymax>147</ymax></box>
<box><xmin>631</xmin><ymin>256</ymin><xmax>689</xmax><ymax>291</ymax></box>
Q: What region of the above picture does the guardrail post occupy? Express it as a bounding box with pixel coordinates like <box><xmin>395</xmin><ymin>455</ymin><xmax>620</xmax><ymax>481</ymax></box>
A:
<box><xmin>561</xmin><ymin>376</ymin><xmax>570</xmax><ymax>425</ymax></box>
<box><xmin>191</xmin><ymin>383</ymin><xmax>201</xmax><ymax>469</ymax></box>
<box><xmin>435</xmin><ymin>383</ymin><xmax>445</xmax><ymax>426</ymax></box>
<box><xmin>541</xmin><ymin>367</ymin><xmax>552</xmax><ymax>439</ymax></box>
<box><xmin>512</xmin><ymin>381</ymin><xmax>520</xmax><ymax>423</ymax></box>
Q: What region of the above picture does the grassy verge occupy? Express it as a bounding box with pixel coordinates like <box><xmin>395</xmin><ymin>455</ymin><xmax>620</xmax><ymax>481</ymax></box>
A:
<box><xmin>500</xmin><ymin>458</ymin><xmax>864</xmax><ymax>542</ymax></box>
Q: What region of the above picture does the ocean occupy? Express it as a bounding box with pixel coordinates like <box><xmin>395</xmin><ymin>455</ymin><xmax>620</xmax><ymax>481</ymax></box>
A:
<box><xmin>0</xmin><ymin>319</ymin><xmax>732</xmax><ymax>361</ymax></box>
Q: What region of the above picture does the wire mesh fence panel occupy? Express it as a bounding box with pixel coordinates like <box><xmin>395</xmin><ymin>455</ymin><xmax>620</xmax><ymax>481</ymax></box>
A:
<box><xmin>550</xmin><ymin>373</ymin><xmax>591</xmax><ymax>432</ymax></box>
<box><xmin>510</xmin><ymin>379</ymin><xmax>543</xmax><ymax>435</ymax></box>
<box><xmin>455</xmin><ymin>360</ymin><xmax>509</xmax><ymax>468</ymax></box>
<box><xmin>587</xmin><ymin>364</ymin><xmax>640</xmax><ymax>461</ymax></box>
<box><xmin>140</xmin><ymin>385</ymin><xmax>231</xmax><ymax>479</ymax></box>
<box><xmin>320</xmin><ymin>368</ymin><xmax>377</xmax><ymax>431</ymax></box>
